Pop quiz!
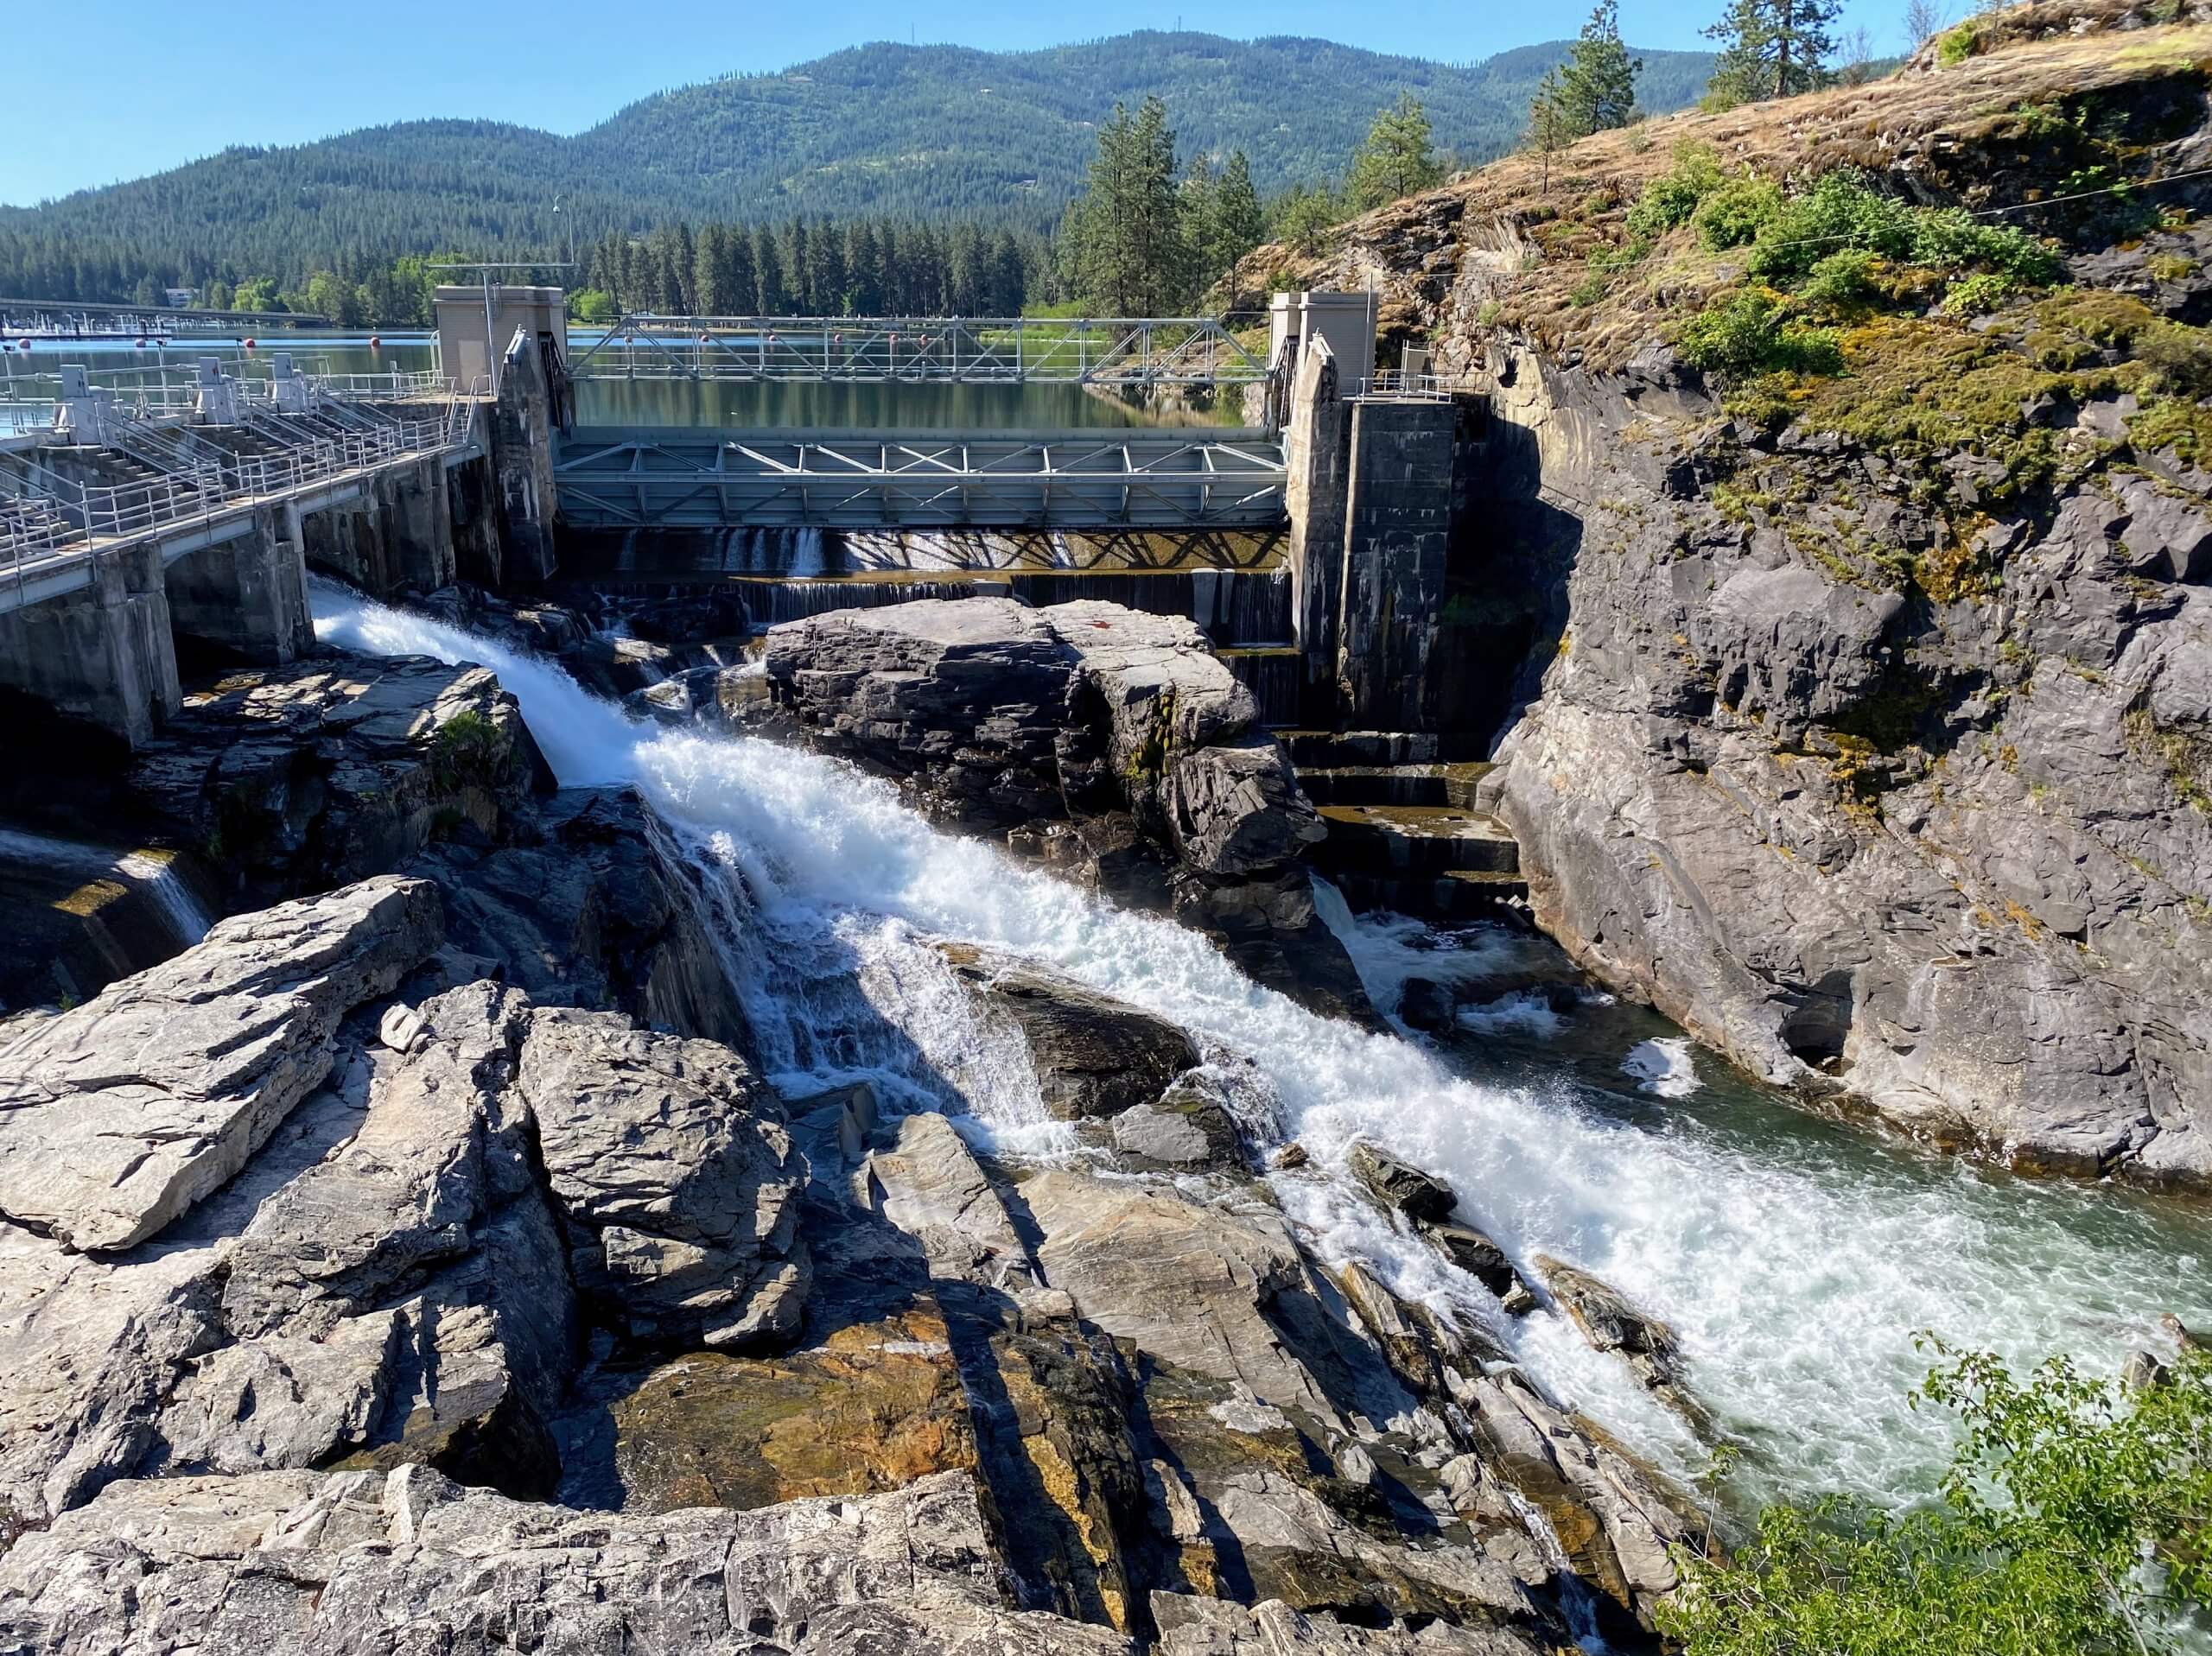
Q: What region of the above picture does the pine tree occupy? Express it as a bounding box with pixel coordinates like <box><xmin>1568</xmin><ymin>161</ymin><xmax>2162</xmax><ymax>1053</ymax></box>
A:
<box><xmin>1704</xmin><ymin>0</ymin><xmax>1840</xmax><ymax>106</ymax></box>
<box><xmin>694</xmin><ymin>223</ymin><xmax>728</xmax><ymax>314</ymax></box>
<box><xmin>1525</xmin><ymin>69</ymin><xmax>1576</xmax><ymax>194</ymax></box>
<box><xmin>1064</xmin><ymin>95</ymin><xmax>1189</xmax><ymax>314</ymax></box>
<box><xmin>1554</xmin><ymin>1</ymin><xmax>1643</xmax><ymax>137</ymax></box>
<box><xmin>1345</xmin><ymin>94</ymin><xmax>1442</xmax><ymax>213</ymax></box>
<box><xmin>1211</xmin><ymin>150</ymin><xmax>1266</xmax><ymax>314</ymax></box>
<box><xmin>753</xmin><ymin>225</ymin><xmax>785</xmax><ymax>314</ymax></box>
<box><xmin>722</xmin><ymin>227</ymin><xmax>755</xmax><ymax>318</ymax></box>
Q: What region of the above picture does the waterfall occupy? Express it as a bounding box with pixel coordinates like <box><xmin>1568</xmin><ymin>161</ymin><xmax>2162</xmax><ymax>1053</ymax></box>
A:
<box><xmin>308</xmin><ymin>578</ymin><xmax>2212</xmax><ymax>1513</ymax></box>
<box><xmin>0</xmin><ymin>828</ymin><xmax>213</xmax><ymax>949</ymax></box>
<box><xmin>116</xmin><ymin>849</ymin><xmax>214</xmax><ymax>947</ymax></box>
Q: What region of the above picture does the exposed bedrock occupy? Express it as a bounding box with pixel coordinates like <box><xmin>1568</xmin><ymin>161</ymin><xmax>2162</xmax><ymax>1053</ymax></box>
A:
<box><xmin>0</xmin><ymin>857</ymin><xmax>1694</xmax><ymax>1651</ymax></box>
<box><xmin>1465</xmin><ymin>345</ymin><xmax>2212</xmax><ymax>1185</ymax></box>
<box><xmin>759</xmin><ymin>599</ymin><xmax>1363</xmax><ymax>1013</ymax></box>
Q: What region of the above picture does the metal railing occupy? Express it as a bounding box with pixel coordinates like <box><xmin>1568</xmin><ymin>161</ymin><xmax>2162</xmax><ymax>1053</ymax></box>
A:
<box><xmin>1345</xmin><ymin>371</ymin><xmax>1480</xmax><ymax>401</ymax></box>
<box><xmin>569</xmin><ymin>314</ymin><xmax>1272</xmax><ymax>386</ymax></box>
<box><xmin>0</xmin><ymin>384</ymin><xmax>480</xmax><ymax>575</ymax></box>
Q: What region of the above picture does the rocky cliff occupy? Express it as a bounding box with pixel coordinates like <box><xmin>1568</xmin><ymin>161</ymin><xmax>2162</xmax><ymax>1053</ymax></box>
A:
<box><xmin>1255</xmin><ymin>0</ymin><xmax>2212</xmax><ymax>1185</ymax></box>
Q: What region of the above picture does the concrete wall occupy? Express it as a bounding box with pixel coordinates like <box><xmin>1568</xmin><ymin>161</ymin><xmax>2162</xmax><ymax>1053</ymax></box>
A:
<box><xmin>0</xmin><ymin>543</ymin><xmax>180</xmax><ymax>746</ymax></box>
<box><xmin>435</xmin><ymin>285</ymin><xmax>567</xmax><ymax>393</ymax></box>
<box><xmin>490</xmin><ymin>331</ymin><xmax>560</xmax><ymax>583</ymax></box>
<box><xmin>1338</xmin><ymin>401</ymin><xmax>1457</xmax><ymax>732</ymax></box>
<box><xmin>446</xmin><ymin>453</ymin><xmax>504</xmax><ymax>587</ymax></box>
<box><xmin>167</xmin><ymin>507</ymin><xmax>315</xmax><ymax>666</ymax></box>
<box><xmin>299</xmin><ymin>455</ymin><xmax>460</xmax><ymax>599</ymax></box>
<box><xmin>1281</xmin><ymin>332</ymin><xmax>1486</xmax><ymax>736</ymax></box>
<box><xmin>1282</xmin><ymin>339</ymin><xmax>1352</xmax><ymax>726</ymax></box>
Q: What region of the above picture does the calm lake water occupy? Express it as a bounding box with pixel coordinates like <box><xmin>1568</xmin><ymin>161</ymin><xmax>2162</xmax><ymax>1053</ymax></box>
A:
<box><xmin>2</xmin><ymin>331</ymin><xmax>1240</xmax><ymax>429</ymax></box>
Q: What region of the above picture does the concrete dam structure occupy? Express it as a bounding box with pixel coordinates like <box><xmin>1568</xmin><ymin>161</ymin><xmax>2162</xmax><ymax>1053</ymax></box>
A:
<box><xmin>0</xmin><ymin>283</ymin><xmax>1512</xmax><ymax>914</ymax></box>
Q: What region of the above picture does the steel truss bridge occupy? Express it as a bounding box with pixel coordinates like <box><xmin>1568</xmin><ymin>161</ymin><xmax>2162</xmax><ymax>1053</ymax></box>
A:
<box><xmin>554</xmin><ymin>428</ymin><xmax>1287</xmax><ymax>530</ymax></box>
<box><xmin>569</xmin><ymin>315</ymin><xmax>1272</xmax><ymax>387</ymax></box>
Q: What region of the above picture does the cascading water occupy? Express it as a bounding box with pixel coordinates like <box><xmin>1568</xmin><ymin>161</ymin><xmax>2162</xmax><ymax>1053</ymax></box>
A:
<box><xmin>310</xmin><ymin>578</ymin><xmax>2212</xmax><ymax>1513</ymax></box>
<box><xmin>0</xmin><ymin>827</ymin><xmax>213</xmax><ymax>949</ymax></box>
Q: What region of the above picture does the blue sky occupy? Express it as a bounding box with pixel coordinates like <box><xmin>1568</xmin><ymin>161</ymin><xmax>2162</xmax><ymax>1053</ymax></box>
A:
<box><xmin>3</xmin><ymin>0</ymin><xmax>1921</xmax><ymax>207</ymax></box>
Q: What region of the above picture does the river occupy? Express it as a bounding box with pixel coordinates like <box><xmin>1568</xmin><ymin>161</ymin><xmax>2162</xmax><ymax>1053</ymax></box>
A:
<box><xmin>309</xmin><ymin>580</ymin><xmax>2212</xmax><ymax>1524</ymax></box>
<box><xmin>0</xmin><ymin>331</ymin><xmax>1231</xmax><ymax>429</ymax></box>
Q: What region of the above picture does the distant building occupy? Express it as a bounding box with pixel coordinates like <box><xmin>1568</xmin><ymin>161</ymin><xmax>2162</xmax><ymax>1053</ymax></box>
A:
<box><xmin>162</xmin><ymin>288</ymin><xmax>197</xmax><ymax>309</ymax></box>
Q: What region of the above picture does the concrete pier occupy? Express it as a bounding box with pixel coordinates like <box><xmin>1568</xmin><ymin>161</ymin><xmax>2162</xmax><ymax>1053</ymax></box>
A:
<box><xmin>1279</xmin><ymin>321</ymin><xmax>1485</xmax><ymax>734</ymax></box>
<box><xmin>167</xmin><ymin>504</ymin><xmax>314</xmax><ymax>665</ymax></box>
<box><xmin>0</xmin><ymin>542</ymin><xmax>179</xmax><ymax>746</ymax></box>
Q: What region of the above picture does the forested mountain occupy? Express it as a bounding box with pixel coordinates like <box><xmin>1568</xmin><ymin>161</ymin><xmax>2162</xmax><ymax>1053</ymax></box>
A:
<box><xmin>0</xmin><ymin>31</ymin><xmax>1713</xmax><ymax>301</ymax></box>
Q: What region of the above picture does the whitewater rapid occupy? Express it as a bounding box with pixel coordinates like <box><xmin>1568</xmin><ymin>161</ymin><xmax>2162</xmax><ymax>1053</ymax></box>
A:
<box><xmin>314</xmin><ymin>581</ymin><xmax>2212</xmax><ymax>1511</ymax></box>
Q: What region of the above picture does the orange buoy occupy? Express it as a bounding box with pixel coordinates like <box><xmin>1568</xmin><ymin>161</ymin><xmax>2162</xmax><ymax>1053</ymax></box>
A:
<box><xmin>368</xmin><ymin>335</ymin><xmax>381</xmax><ymax>349</ymax></box>
<box><xmin>242</xmin><ymin>338</ymin><xmax>257</xmax><ymax>349</ymax></box>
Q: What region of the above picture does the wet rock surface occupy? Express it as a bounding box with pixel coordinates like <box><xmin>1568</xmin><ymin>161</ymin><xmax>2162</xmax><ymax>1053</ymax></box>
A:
<box><xmin>761</xmin><ymin>599</ymin><xmax>1345</xmax><ymax>1010</ymax></box>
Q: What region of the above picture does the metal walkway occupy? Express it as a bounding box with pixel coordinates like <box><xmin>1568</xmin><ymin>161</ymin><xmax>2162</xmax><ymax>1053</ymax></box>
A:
<box><xmin>2</xmin><ymin>364</ymin><xmax>482</xmax><ymax>612</ymax></box>
<box><xmin>569</xmin><ymin>315</ymin><xmax>1271</xmax><ymax>386</ymax></box>
<box><xmin>553</xmin><ymin>428</ymin><xmax>1288</xmax><ymax>530</ymax></box>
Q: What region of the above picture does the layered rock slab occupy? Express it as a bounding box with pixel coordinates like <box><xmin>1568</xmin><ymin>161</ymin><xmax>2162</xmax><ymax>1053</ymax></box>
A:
<box><xmin>0</xmin><ymin>875</ymin><xmax>442</xmax><ymax>1251</ymax></box>
<box><xmin>0</xmin><ymin>1466</ymin><xmax>1130</xmax><ymax>1656</ymax></box>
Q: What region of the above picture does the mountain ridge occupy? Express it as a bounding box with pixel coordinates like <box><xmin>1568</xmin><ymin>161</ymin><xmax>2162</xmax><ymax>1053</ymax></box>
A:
<box><xmin>0</xmin><ymin>29</ymin><xmax>1713</xmax><ymax>292</ymax></box>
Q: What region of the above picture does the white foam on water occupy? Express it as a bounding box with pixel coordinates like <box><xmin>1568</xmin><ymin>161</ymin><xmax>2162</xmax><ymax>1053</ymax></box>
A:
<box><xmin>1623</xmin><ymin>1037</ymin><xmax>1700</xmax><ymax>1099</ymax></box>
<box><xmin>310</xmin><ymin>581</ymin><xmax>2212</xmax><ymax>1510</ymax></box>
<box><xmin>1458</xmin><ymin>990</ymin><xmax>1570</xmax><ymax>1038</ymax></box>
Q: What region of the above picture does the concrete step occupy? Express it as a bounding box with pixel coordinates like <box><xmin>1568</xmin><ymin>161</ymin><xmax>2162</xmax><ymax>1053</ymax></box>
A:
<box><xmin>1328</xmin><ymin>868</ymin><xmax>1529</xmax><ymax>922</ymax></box>
<box><xmin>1311</xmin><ymin>803</ymin><xmax>1521</xmax><ymax>878</ymax></box>
<box><xmin>1298</xmin><ymin>761</ymin><xmax>1493</xmax><ymax>809</ymax></box>
<box><xmin>1282</xmin><ymin>729</ymin><xmax>1441</xmax><ymax>767</ymax></box>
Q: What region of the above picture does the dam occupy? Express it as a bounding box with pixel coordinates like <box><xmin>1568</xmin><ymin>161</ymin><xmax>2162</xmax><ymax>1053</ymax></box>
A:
<box><xmin>0</xmin><ymin>283</ymin><xmax>1510</xmax><ymax>911</ymax></box>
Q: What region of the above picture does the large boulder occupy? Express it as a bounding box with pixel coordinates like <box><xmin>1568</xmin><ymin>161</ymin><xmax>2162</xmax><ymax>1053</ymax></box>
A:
<box><xmin>129</xmin><ymin>654</ymin><xmax>548</xmax><ymax>910</ymax></box>
<box><xmin>855</xmin><ymin>1111</ymin><xmax>1039</xmax><ymax>1290</ymax></box>
<box><xmin>765</xmin><ymin>598</ymin><xmax>1076</xmax><ymax>823</ymax></box>
<box><xmin>413</xmin><ymin>790</ymin><xmax>752</xmax><ymax>1050</ymax></box>
<box><xmin>219</xmin><ymin>980</ymin><xmax>578</xmax><ymax>1496</ymax></box>
<box><xmin>765</xmin><ymin>597</ymin><xmax>1323</xmax><ymax>884</ymax></box>
<box><xmin>1347</xmin><ymin>1143</ymin><xmax>1458</xmax><ymax>1225</ymax></box>
<box><xmin>0</xmin><ymin>876</ymin><xmax>442</xmax><ymax>1252</ymax></box>
<box><xmin>944</xmin><ymin>948</ymin><xmax>1199</xmax><ymax>1121</ymax></box>
<box><xmin>1019</xmin><ymin>1173</ymin><xmax>1407</xmax><ymax>1429</ymax></box>
<box><xmin>519</xmin><ymin>1006</ymin><xmax>809</xmax><ymax>1348</ymax></box>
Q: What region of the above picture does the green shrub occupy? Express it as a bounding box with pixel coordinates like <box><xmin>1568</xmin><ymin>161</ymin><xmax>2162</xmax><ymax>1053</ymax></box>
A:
<box><xmin>1936</xmin><ymin>24</ymin><xmax>1980</xmax><ymax>65</ymax></box>
<box><xmin>1568</xmin><ymin>272</ymin><xmax>1610</xmax><ymax>308</ymax></box>
<box><xmin>1908</xmin><ymin>207</ymin><xmax>2062</xmax><ymax>283</ymax></box>
<box><xmin>1694</xmin><ymin>179</ymin><xmax>1784</xmax><ymax>251</ymax></box>
<box><xmin>1678</xmin><ymin>290</ymin><xmax>1843</xmax><ymax>378</ymax></box>
<box><xmin>1745</xmin><ymin>173</ymin><xmax>2060</xmax><ymax>288</ymax></box>
<box><xmin>2137</xmin><ymin>324</ymin><xmax>2212</xmax><ymax>398</ymax></box>
<box><xmin>1942</xmin><ymin>271</ymin><xmax>2020</xmax><ymax>315</ymax></box>
<box><xmin>1656</xmin><ymin>1343</ymin><xmax>2212</xmax><ymax>1656</ymax></box>
<box><xmin>1801</xmin><ymin>248</ymin><xmax>1885</xmax><ymax>310</ymax></box>
<box><xmin>1625</xmin><ymin>143</ymin><xmax>1727</xmax><ymax>238</ymax></box>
